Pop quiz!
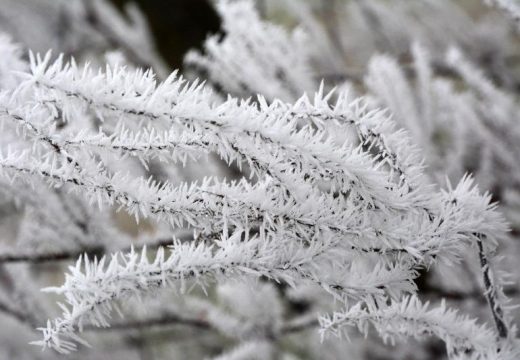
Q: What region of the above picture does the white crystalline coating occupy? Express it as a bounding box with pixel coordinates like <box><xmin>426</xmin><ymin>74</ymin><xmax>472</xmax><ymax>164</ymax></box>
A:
<box><xmin>185</xmin><ymin>0</ymin><xmax>315</xmax><ymax>102</ymax></box>
<box><xmin>0</xmin><ymin>51</ymin><xmax>507</xmax><ymax>356</ymax></box>
<box><xmin>319</xmin><ymin>296</ymin><xmax>517</xmax><ymax>360</ymax></box>
<box><xmin>0</xmin><ymin>2</ymin><xmax>516</xmax><ymax>359</ymax></box>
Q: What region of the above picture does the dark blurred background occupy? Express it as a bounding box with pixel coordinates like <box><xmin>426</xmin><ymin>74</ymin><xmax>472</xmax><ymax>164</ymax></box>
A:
<box><xmin>111</xmin><ymin>0</ymin><xmax>221</xmax><ymax>70</ymax></box>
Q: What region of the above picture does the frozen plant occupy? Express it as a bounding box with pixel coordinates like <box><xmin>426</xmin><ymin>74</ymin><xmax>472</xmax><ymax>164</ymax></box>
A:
<box><xmin>0</xmin><ymin>1</ymin><xmax>517</xmax><ymax>359</ymax></box>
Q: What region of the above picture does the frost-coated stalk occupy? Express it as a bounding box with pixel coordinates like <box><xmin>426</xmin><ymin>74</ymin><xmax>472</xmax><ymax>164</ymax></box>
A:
<box><xmin>318</xmin><ymin>296</ymin><xmax>513</xmax><ymax>359</ymax></box>
<box><xmin>476</xmin><ymin>237</ymin><xmax>509</xmax><ymax>339</ymax></box>
<box><xmin>31</xmin><ymin>235</ymin><xmax>361</xmax><ymax>352</ymax></box>
<box><xmin>0</xmin><ymin>44</ymin><xmax>513</xmax><ymax>358</ymax></box>
<box><xmin>23</xmin><ymin>53</ymin><xmax>425</xmax><ymax>212</ymax></box>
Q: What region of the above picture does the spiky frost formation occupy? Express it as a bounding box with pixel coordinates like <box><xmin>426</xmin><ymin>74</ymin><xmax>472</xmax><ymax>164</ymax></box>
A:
<box><xmin>0</xmin><ymin>52</ymin><xmax>509</xmax><ymax>357</ymax></box>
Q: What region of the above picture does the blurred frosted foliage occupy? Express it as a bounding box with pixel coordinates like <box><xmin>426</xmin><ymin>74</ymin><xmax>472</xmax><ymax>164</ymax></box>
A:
<box><xmin>0</xmin><ymin>0</ymin><xmax>518</xmax><ymax>359</ymax></box>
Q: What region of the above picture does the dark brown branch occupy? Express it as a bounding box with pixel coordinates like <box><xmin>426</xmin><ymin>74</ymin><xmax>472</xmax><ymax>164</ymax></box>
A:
<box><xmin>424</xmin><ymin>285</ymin><xmax>518</xmax><ymax>303</ymax></box>
<box><xmin>84</xmin><ymin>314</ymin><xmax>211</xmax><ymax>332</ymax></box>
<box><xmin>0</xmin><ymin>247</ymin><xmax>104</xmax><ymax>264</ymax></box>
<box><xmin>0</xmin><ymin>237</ymin><xmax>175</xmax><ymax>264</ymax></box>
<box><xmin>477</xmin><ymin>237</ymin><xmax>509</xmax><ymax>339</ymax></box>
<box><xmin>84</xmin><ymin>313</ymin><xmax>318</xmax><ymax>335</ymax></box>
<box><xmin>0</xmin><ymin>299</ymin><xmax>35</xmax><ymax>327</ymax></box>
<box><xmin>280</xmin><ymin>317</ymin><xmax>319</xmax><ymax>334</ymax></box>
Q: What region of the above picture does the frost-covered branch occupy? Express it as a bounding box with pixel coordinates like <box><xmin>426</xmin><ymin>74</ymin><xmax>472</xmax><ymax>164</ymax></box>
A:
<box><xmin>22</xmin><ymin>53</ymin><xmax>421</xmax><ymax>211</ymax></box>
<box><xmin>476</xmin><ymin>237</ymin><xmax>510</xmax><ymax>339</ymax></box>
<box><xmin>185</xmin><ymin>0</ymin><xmax>314</xmax><ymax>101</ymax></box>
<box><xmin>320</xmin><ymin>296</ymin><xmax>514</xmax><ymax>359</ymax></box>
<box><xmin>0</xmin><ymin>50</ymin><xmax>503</xmax><ymax>355</ymax></box>
<box><xmin>33</xmin><ymin>234</ymin><xmax>355</xmax><ymax>352</ymax></box>
<box><xmin>0</xmin><ymin>3</ymin><xmax>515</xmax><ymax>358</ymax></box>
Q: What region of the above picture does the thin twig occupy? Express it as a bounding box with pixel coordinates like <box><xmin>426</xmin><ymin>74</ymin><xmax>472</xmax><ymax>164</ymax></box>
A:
<box><xmin>84</xmin><ymin>314</ymin><xmax>211</xmax><ymax>332</ymax></box>
<box><xmin>84</xmin><ymin>313</ymin><xmax>319</xmax><ymax>335</ymax></box>
<box><xmin>0</xmin><ymin>237</ymin><xmax>175</xmax><ymax>264</ymax></box>
<box><xmin>0</xmin><ymin>299</ymin><xmax>35</xmax><ymax>327</ymax></box>
<box><xmin>476</xmin><ymin>236</ymin><xmax>509</xmax><ymax>339</ymax></box>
